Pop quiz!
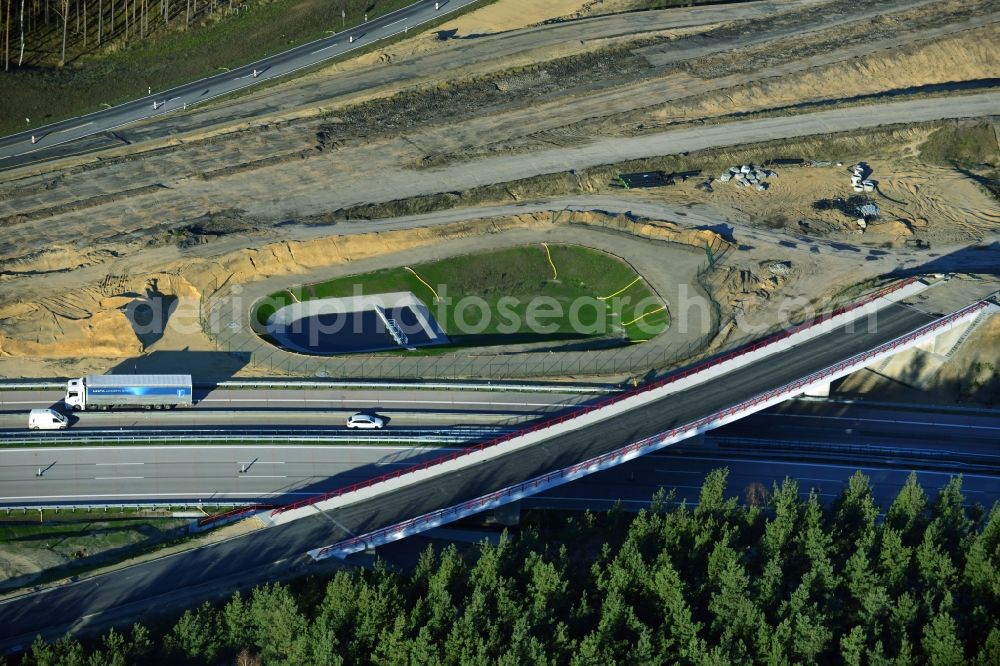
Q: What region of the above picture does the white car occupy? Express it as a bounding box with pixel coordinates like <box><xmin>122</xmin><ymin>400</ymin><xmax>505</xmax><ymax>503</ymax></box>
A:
<box><xmin>346</xmin><ymin>413</ymin><xmax>385</xmax><ymax>429</ymax></box>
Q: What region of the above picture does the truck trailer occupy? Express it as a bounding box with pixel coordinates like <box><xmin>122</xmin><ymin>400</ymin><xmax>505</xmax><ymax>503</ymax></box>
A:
<box><xmin>64</xmin><ymin>374</ymin><xmax>193</xmax><ymax>411</ymax></box>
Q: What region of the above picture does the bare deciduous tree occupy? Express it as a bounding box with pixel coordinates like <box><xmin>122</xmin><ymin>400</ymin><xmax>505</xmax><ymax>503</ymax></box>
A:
<box><xmin>18</xmin><ymin>0</ymin><xmax>25</xmax><ymax>65</ymax></box>
<box><xmin>3</xmin><ymin>0</ymin><xmax>10</xmax><ymax>71</ymax></box>
<box><xmin>59</xmin><ymin>0</ymin><xmax>68</xmax><ymax>65</ymax></box>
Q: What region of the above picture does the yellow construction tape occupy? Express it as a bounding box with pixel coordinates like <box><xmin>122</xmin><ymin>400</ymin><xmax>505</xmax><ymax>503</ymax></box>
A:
<box><xmin>597</xmin><ymin>276</ymin><xmax>642</xmax><ymax>301</ymax></box>
<box><xmin>405</xmin><ymin>267</ymin><xmax>441</xmax><ymax>301</ymax></box>
<box><xmin>542</xmin><ymin>243</ymin><xmax>558</xmax><ymax>280</ymax></box>
<box><xmin>621</xmin><ymin>305</ymin><xmax>666</xmax><ymax>327</ymax></box>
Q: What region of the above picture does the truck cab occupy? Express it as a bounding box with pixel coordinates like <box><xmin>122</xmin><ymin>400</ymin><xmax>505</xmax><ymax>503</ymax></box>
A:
<box><xmin>65</xmin><ymin>378</ymin><xmax>85</xmax><ymax>410</ymax></box>
<box><xmin>29</xmin><ymin>408</ymin><xmax>69</xmax><ymax>430</ymax></box>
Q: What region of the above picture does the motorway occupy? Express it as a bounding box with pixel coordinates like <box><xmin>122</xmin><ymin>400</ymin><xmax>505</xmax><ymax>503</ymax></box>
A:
<box><xmin>0</xmin><ymin>386</ymin><xmax>590</xmax><ymax>506</ymax></box>
<box><xmin>0</xmin><ymin>302</ymin><xmax>951</xmax><ymax>645</ymax></box>
<box><xmin>0</xmin><ymin>386</ymin><xmax>589</xmax><ymax>430</ymax></box>
<box><xmin>0</xmin><ymin>398</ymin><xmax>996</xmax><ymax>508</ymax></box>
<box><xmin>531</xmin><ymin>398</ymin><xmax>1000</xmax><ymax>512</ymax></box>
<box><xmin>0</xmin><ymin>0</ymin><xmax>483</xmax><ymax>166</ymax></box>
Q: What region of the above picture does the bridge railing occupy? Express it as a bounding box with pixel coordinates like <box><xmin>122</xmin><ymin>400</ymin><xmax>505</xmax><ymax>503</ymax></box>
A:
<box><xmin>264</xmin><ymin>277</ymin><xmax>918</xmax><ymax>518</ymax></box>
<box><xmin>313</xmin><ymin>298</ymin><xmax>986</xmax><ymax>558</ymax></box>
<box><xmin>196</xmin><ymin>503</ymin><xmax>274</xmax><ymax>528</ymax></box>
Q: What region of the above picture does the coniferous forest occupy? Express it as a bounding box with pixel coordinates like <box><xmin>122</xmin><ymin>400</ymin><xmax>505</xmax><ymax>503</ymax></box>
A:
<box><xmin>19</xmin><ymin>469</ymin><xmax>1000</xmax><ymax>665</ymax></box>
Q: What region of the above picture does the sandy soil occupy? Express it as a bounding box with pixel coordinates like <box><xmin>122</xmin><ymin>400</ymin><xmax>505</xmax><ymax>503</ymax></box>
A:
<box><xmin>837</xmin><ymin>310</ymin><xmax>1000</xmax><ymax>406</ymax></box>
<box><xmin>0</xmin><ymin>210</ymin><xmax>727</xmax><ymax>373</ymax></box>
<box><xmin>628</xmin><ymin>136</ymin><xmax>1000</xmax><ymax>248</ymax></box>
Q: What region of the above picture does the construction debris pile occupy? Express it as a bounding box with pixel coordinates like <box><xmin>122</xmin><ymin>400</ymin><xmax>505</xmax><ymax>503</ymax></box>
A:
<box><xmin>718</xmin><ymin>164</ymin><xmax>778</xmax><ymax>191</ymax></box>
<box><xmin>855</xmin><ymin>201</ymin><xmax>881</xmax><ymax>231</ymax></box>
<box><xmin>850</xmin><ymin>162</ymin><xmax>877</xmax><ymax>192</ymax></box>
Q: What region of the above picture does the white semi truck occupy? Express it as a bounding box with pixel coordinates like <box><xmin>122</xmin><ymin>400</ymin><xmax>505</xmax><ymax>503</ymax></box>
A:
<box><xmin>64</xmin><ymin>374</ymin><xmax>193</xmax><ymax>411</ymax></box>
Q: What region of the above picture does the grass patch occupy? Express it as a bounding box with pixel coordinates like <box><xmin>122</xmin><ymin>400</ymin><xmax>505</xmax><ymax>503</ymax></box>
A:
<box><xmin>919</xmin><ymin>121</ymin><xmax>1000</xmax><ymax>168</ymax></box>
<box><xmin>0</xmin><ymin>515</ymin><xmax>191</xmax><ymax>590</ymax></box>
<box><xmin>255</xmin><ymin>244</ymin><xmax>668</xmax><ymax>349</ymax></box>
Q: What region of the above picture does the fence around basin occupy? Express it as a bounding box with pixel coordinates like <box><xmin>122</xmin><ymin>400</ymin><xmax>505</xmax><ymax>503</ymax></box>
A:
<box><xmin>200</xmin><ymin>271</ymin><xmax>720</xmax><ymax>380</ymax></box>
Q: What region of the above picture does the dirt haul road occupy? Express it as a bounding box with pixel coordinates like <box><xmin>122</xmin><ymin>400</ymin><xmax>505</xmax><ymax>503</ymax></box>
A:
<box><xmin>1</xmin><ymin>0</ymin><xmax>995</xmax><ymax>243</ymax></box>
<box><xmin>1</xmin><ymin>92</ymin><xmax>997</xmax><ymax>271</ymax></box>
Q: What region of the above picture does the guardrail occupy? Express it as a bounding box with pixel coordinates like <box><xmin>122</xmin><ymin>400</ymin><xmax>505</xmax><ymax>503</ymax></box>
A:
<box><xmin>0</xmin><ymin>502</ymin><xmax>248</xmax><ymax>512</ymax></box>
<box><xmin>266</xmin><ymin>277</ymin><xmax>919</xmax><ymax>517</ymax></box>
<box><xmin>196</xmin><ymin>503</ymin><xmax>273</xmax><ymax>527</ymax></box>
<box><xmin>711</xmin><ymin>436</ymin><xmax>1000</xmax><ymax>463</ymax></box>
<box><xmin>0</xmin><ymin>379</ymin><xmax>619</xmax><ymax>393</ymax></box>
<box><xmin>0</xmin><ymin>427</ymin><xmax>498</xmax><ymax>446</ymax></box>
<box><xmin>312</xmin><ymin>298</ymin><xmax>987</xmax><ymax>558</ymax></box>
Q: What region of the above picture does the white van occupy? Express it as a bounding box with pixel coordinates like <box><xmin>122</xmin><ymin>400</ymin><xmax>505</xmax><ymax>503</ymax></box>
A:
<box><xmin>28</xmin><ymin>408</ymin><xmax>69</xmax><ymax>430</ymax></box>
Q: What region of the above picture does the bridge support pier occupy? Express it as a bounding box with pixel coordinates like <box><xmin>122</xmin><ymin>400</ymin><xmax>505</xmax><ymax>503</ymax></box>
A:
<box><xmin>491</xmin><ymin>501</ymin><xmax>520</xmax><ymax>527</ymax></box>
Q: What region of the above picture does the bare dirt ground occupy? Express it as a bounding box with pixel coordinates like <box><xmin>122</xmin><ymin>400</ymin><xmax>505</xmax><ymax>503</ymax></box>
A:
<box><xmin>0</xmin><ymin>0</ymin><xmax>997</xmax><ymax>385</ymax></box>
<box><xmin>838</xmin><ymin>308</ymin><xmax>1000</xmax><ymax>406</ymax></box>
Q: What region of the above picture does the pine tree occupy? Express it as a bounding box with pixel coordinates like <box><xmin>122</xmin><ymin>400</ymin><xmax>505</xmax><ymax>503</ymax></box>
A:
<box><xmin>840</xmin><ymin>625</ymin><xmax>867</xmax><ymax>666</ymax></box>
<box><xmin>164</xmin><ymin>602</ymin><xmax>221</xmax><ymax>662</ymax></box>
<box><xmin>706</xmin><ymin>539</ymin><xmax>764</xmax><ymax>658</ymax></box>
<box><xmin>650</xmin><ymin>554</ymin><xmax>702</xmax><ymax>662</ymax></box>
<box><xmin>878</xmin><ymin>527</ymin><xmax>913</xmax><ymax>593</ymax></box>
<box><xmin>888</xmin><ymin>472</ymin><xmax>929</xmax><ymax>545</ymax></box>
<box><xmin>222</xmin><ymin>591</ymin><xmax>254</xmax><ymax>651</ymax></box>
<box><xmin>921</xmin><ymin>609</ymin><xmax>965</xmax><ymax>666</ymax></box>
<box><xmin>23</xmin><ymin>635</ymin><xmax>85</xmax><ymax>666</ymax></box>
<box><xmin>931</xmin><ymin>476</ymin><xmax>974</xmax><ymax>558</ymax></box>
<box><xmin>248</xmin><ymin>583</ymin><xmax>308</xmax><ymax>664</ymax></box>
<box><xmin>916</xmin><ymin>522</ymin><xmax>958</xmax><ymax>604</ymax></box>
<box><xmin>974</xmin><ymin>628</ymin><xmax>1000</xmax><ymax>666</ymax></box>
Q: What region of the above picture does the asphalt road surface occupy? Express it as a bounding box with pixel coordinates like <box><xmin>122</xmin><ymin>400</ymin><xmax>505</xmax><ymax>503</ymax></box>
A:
<box><xmin>0</xmin><ymin>442</ymin><xmax>467</xmax><ymax>506</ymax></box>
<box><xmin>1</xmin><ymin>397</ymin><xmax>996</xmax><ymax>507</ymax></box>
<box><xmin>0</xmin><ymin>387</ymin><xmax>588</xmax><ymax>426</ymax></box>
<box><xmin>0</xmin><ymin>302</ymin><xmax>947</xmax><ymax>646</ymax></box>
<box><xmin>539</xmin><ymin>398</ymin><xmax>1000</xmax><ymax>512</ymax></box>
<box><xmin>0</xmin><ymin>0</ymin><xmax>483</xmax><ymax>166</ymax></box>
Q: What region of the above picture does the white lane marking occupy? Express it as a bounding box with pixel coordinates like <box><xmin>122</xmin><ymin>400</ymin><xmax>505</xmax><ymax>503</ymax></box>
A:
<box><xmin>238</xmin><ymin>475</ymin><xmax>287</xmax><ymax>479</ymax></box>
<box><xmin>57</xmin><ymin>121</ymin><xmax>94</xmax><ymax>134</ymax></box>
<box><xmin>237</xmin><ymin>461</ymin><xmax>285</xmax><ymax>465</ymax></box>
<box><xmin>657</xmin><ymin>455</ymin><xmax>1000</xmax><ymax>480</ymax></box>
<box><xmin>778</xmin><ymin>413</ymin><xmax>1000</xmax><ymax>430</ymax></box>
<box><xmin>2</xmin><ymin>445</ymin><xmax>462</xmax><ymax>453</ymax></box>
<box><xmin>311</xmin><ymin>42</ymin><xmax>339</xmax><ymax>54</ymax></box>
<box><xmin>0</xmin><ymin>491</ymin><xmax>321</xmax><ymax>500</ymax></box>
<box><xmin>94</xmin><ymin>476</ymin><xmax>144</xmax><ymax>480</ymax></box>
<box><xmin>95</xmin><ymin>462</ymin><xmax>144</xmax><ymax>466</ymax></box>
<box><xmin>385</xmin><ymin>18</ymin><xmax>405</xmax><ymax>27</ymax></box>
<box><xmin>0</xmin><ymin>400</ymin><xmax>54</xmax><ymax>405</ymax></box>
<box><xmin>198</xmin><ymin>397</ymin><xmax>555</xmax><ymax>407</ymax></box>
